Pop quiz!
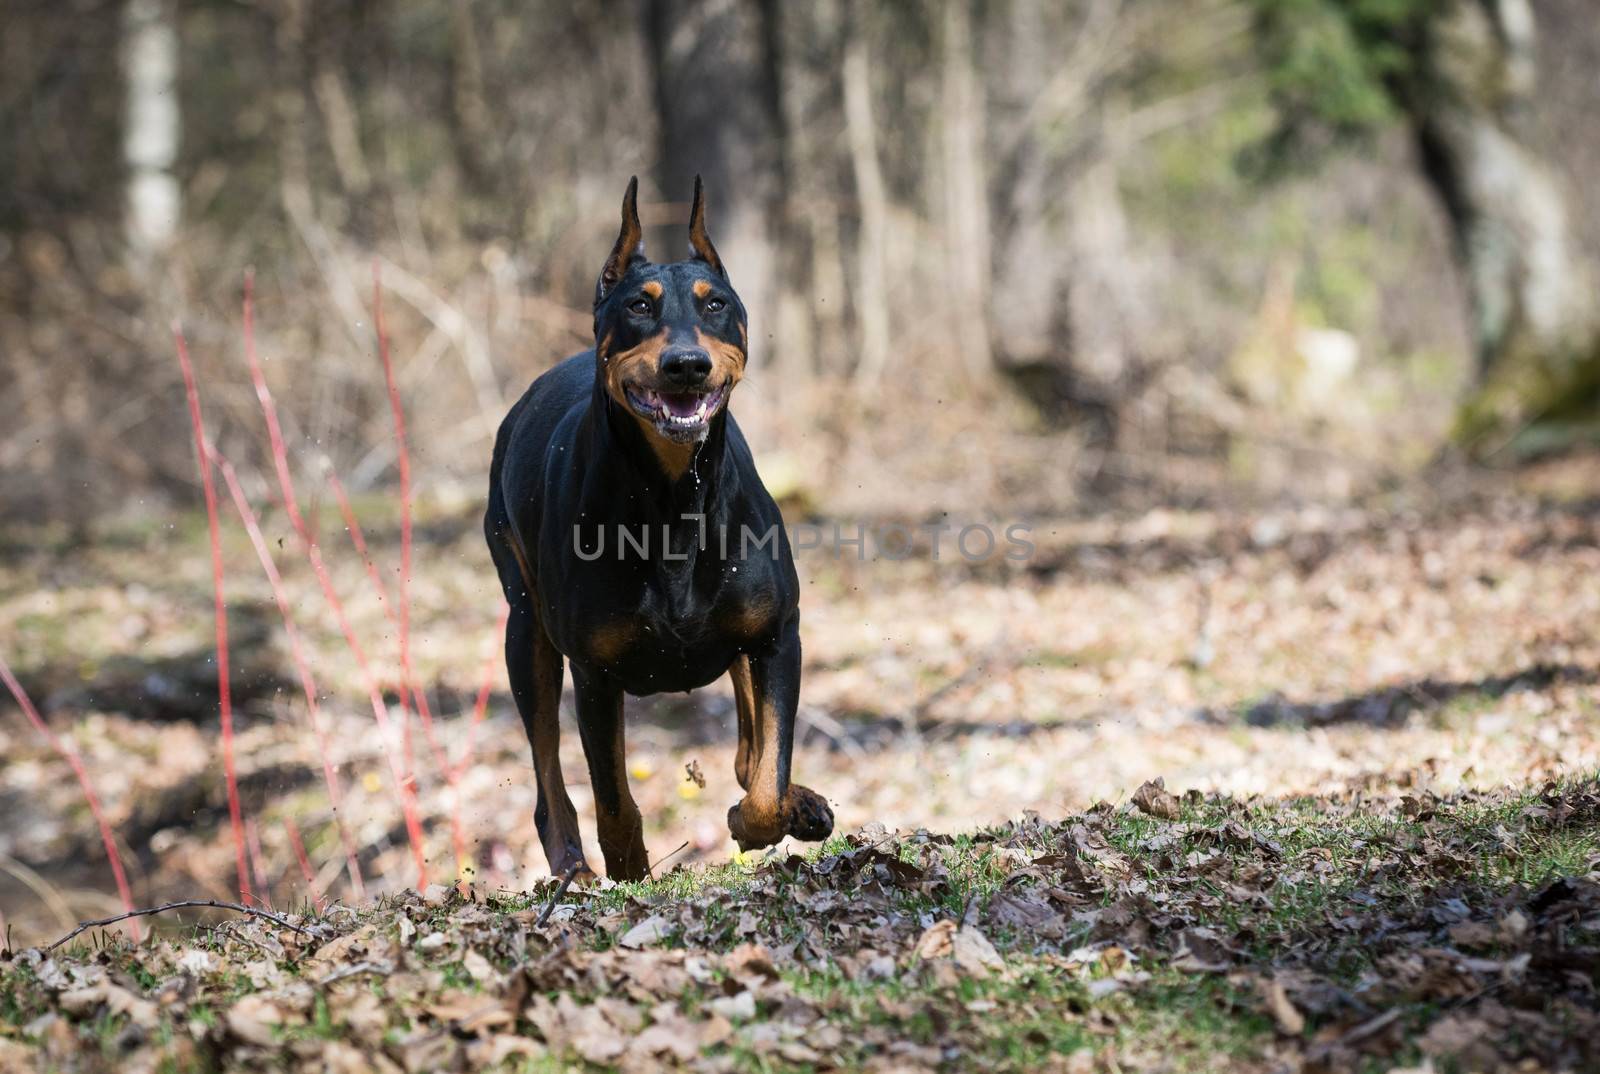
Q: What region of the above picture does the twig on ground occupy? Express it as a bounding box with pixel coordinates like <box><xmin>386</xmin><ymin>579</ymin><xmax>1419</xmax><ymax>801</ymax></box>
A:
<box><xmin>649</xmin><ymin>841</ymin><xmax>691</xmax><ymax>876</ymax></box>
<box><xmin>533</xmin><ymin>864</ymin><xmax>582</xmax><ymax>928</ymax></box>
<box><xmin>317</xmin><ymin>960</ymin><xmax>393</xmax><ymax>986</ymax></box>
<box><xmin>46</xmin><ymin>899</ymin><xmax>317</xmax><ymax>952</ymax></box>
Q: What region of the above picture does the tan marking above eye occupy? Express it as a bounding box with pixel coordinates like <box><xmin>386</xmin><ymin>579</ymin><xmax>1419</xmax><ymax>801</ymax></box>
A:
<box><xmin>692</xmin><ymin>280</ymin><xmax>712</xmax><ymax>299</ymax></box>
<box><xmin>642</xmin><ymin>281</ymin><xmax>663</xmax><ymax>300</ymax></box>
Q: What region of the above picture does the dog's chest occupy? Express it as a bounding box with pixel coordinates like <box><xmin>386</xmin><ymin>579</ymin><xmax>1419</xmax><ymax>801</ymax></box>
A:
<box><xmin>574</xmin><ymin>571</ymin><xmax>779</xmax><ymax>692</ymax></box>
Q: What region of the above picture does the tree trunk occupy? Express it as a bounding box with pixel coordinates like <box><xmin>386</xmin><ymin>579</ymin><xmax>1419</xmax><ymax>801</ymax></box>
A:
<box><xmin>642</xmin><ymin>0</ymin><xmax>783</xmax><ymax>350</ymax></box>
<box><xmin>842</xmin><ymin>28</ymin><xmax>890</xmax><ymax>386</ymax></box>
<box><xmin>939</xmin><ymin>0</ymin><xmax>994</xmax><ymax>380</ymax></box>
<box><xmin>122</xmin><ymin>0</ymin><xmax>180</xmax><ymax>261</ymax></box>
<box><xmin>1420</xmin><ymin>0</ymin><xmax>1599</xmax><ymax>445</ymax></box>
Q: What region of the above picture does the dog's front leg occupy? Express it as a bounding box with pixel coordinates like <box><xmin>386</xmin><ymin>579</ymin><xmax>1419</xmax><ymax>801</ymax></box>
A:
<box><xmin>571</xmin><ymin>665</ymin><xmax>651</xmax><ymax>881</ymax></box>
<box><xmin>728</xmin><ymin>616</ymin><xmax>834</xmax><ymax>851</ymax></box>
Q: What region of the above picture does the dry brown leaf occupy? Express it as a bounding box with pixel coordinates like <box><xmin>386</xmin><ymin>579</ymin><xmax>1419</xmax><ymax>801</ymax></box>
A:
<box><xmin>951</xmin><ymin>926</ymin><xmax>1005</xmax><ymax>978</ymax></box>
<box><xmin>317</xmin><ymin>1041</ymin><xmax>380</xmax><ymax>1074</ymax></box>
<box><xmin>564</xmin><ymin>996</ymin><xmax>626</xmax><ymax>1064</ymax></box>
<box><xmin>461</xmin><ymin>948</ymin><xmax>496</xmax><ymax>984</ymax></box>
<box><xmin>1131</xmin><ymin>777</ymin><xmax>1181</xmax><ymax>820</ymax></box>
<box><xmin>55</xmin><ymin>986</ymin><xmax>107</xmax><ymax>1018</ymax></box>
<box><xmin>1258</xmin><ymin>977</ymin><xmax>1305</xmax><ymax>1035</ymax></box>
<box><xmin>0</xmin><ymin>1039</ymin><xmax>35</xmax><ymax>1073</ymax></box>
<box><xmin>1172</xmin><ymin>927</ymin><xmax>1234</xmax><ymax>973</ymax></box>
<box><xmin>912</xmin><ymin>920</ymin><xmax>957</xmax><ymax>960</ymax></box>
<box><xmin>631</xmin><ymin>1021</ymin><xmax>701</xmax><ymax>1062</ymax></box>
<box><xmin>709</xmin><ymin>990</ymin><xmax>757</xmax><ymax>1021</ymax></box>
<box><xmin>467</xmin><ymin>1035</ymin><xmax>546</xmax><ymax>1067</ymax></box>
<box><xmin>225</xmin><ymin>994</ymin><xmax>286</xmax><ymax>1047</ymax></box>
<box><xmin>699</xmin><ymin>1013</ymin><xmax>735</xmax><ymax>1048</ymax></box>
<box><xmin>619</xmin><ymin>915</ymin><xmax>671</xmax><ymax>949</ymax></box>
<box><xmin>331</xmin><ymin>990</ymin><xmax>391</xmax><ymax>1044</ymax></box>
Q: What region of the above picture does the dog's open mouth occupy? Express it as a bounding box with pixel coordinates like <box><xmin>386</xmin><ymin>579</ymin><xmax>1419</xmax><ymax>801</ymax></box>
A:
<box><xmin>623</xmin><ymin>383</ymin><xmax>729</xmax><ymax>441</ymax></box>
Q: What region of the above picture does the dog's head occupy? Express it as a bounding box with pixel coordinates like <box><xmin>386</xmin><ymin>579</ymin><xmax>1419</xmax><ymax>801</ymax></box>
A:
<box><xmin>592</xmin><ymin>176</ymin><xmax>748</xmax><ymax>447</ymax></box>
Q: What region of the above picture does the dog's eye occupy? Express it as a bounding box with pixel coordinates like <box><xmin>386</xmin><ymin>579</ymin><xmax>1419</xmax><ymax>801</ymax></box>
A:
<box><xmin>627</xmin><ymin>298</ymin><xmax>653</xmax><ymax>316</ymax></box>
<box><xmin>703</xmin><ymin>297</ymin><xmax>726</xmax><ymax>313</ymax></box>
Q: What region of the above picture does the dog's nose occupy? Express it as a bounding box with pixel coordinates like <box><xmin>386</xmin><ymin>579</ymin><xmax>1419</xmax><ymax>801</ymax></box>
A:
<box><xmin>659</xmin><ymin>347</ymin><xmax>713</xmax><ymax>386</ymax></box>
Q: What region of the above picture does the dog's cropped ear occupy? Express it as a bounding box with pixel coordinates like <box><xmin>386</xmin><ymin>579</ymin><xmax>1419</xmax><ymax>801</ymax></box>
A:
<box><xmin>596</xmin><ymin>176</ymin><xmax>645</xmax><ymax>306</ymax></box>
<box><xmin>687</xmin><ymin>175</ymin><xmax>726</xmax><ymax>279</ymax></box>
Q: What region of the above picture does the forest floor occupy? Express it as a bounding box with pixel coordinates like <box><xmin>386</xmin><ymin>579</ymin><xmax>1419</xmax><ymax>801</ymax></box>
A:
<box><xmin>2</xmin><ymin>455</ymin><xmax>1600</xmax><ymax>1071</ymax></box>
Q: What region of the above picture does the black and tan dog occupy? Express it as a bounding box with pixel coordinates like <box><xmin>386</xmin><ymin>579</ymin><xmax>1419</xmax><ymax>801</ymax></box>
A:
<box><xmin>485</xmin><ymin>177</ymin><xmax>833</xmax><ymax>881</ymax></box>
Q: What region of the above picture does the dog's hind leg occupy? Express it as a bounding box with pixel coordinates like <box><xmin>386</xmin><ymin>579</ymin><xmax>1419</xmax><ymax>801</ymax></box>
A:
<box><xmin>505</xmin><ymin>599</ymin><xmax>591</xmax><ymax>879</ymax></box>
<box><xmin>727</xmin><ymin>617</ymin><xmax>834</xmax><ymax>851</ymax></box>
<box><xmin>571</xmin><ymin>666</ymin><xmax>650</xmax><ymax>881</ymax></box>
<box><xmin>488</xmin><ymin>500</ymin><xmax>589</xmax><ymax>879</ymax></box>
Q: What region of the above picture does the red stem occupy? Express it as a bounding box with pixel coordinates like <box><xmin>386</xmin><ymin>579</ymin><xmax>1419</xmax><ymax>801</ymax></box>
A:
<box><xmin>283</xmin><ymin>817</ymin><xmax>326</xmax><ymax>911</ymax></box>
<box><xmin>240</xmin><ymin>274</ymin><xmax>430</xmax><ymax>888</ymax></box>
<box><xmin>0</xmin><ymin>654</ymin><xmax>141</xmax><ymax>940</ymax></box>
<box><xmin>372</xmin><ymin>267</ymin><xmax>446</xmax><ymax>777</ymax></box>
<box><xmin>215</xmin><ymin>452</ymin><xmax>365</xmax><ymax>901</ymax></box>
<box><xmin>175</xmin><ymin>323</ymin><xmax>251</xmax><ymax>904</ymax></box>
<box><xmin>245</xmin><ymin>817</ymin><xmax>269</xmax><ymax>905</ymax></box>
<box><xmin>448</xmin><ymin>603</ymin><xmax>508</xmax><ymax>885</ymax></box>
<box><xmin>325</xmin><ymin>467</ymin><xmax>449</xmax><ymax>777</ymax></box>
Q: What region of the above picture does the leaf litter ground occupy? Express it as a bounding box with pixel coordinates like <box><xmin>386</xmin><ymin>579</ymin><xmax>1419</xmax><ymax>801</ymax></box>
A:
<box><xmin>3</xmin><ymin>458</ymin><xmax>1600</xmax><ymax>1070</ymax></box>
<box><xmin>4</xmin><ymin>780</ymin><xmax>1600</xmax><ymax>1071</ymax></box>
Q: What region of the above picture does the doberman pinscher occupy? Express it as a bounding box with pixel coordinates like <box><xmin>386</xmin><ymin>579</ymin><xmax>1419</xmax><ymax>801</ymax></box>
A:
<box><xmin>484</xmin><ymin>177</ymin><xmax>834</xmax><ymax>881</ymax></box>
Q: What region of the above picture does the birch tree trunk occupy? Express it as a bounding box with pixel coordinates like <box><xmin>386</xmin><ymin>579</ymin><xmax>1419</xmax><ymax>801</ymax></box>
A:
<box><xmin>122</xmin><ymin>0</ymin><xmax>180</xmax><ymax>261</ymax></box>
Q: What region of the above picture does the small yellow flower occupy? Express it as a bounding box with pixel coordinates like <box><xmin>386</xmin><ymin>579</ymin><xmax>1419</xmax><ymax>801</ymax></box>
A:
<box><xmin>362</xmin><ymin>772</ymin><xmax>383</xmax><ymax>794</ymax></box>
<box><xmin>629</xmin><ymin>761</ymin><xmax>655</xmax><ymax>781</ymax></box>
<box><xmin>677</xmin><ymin>780</ymin><xmax>701</xmax><ymax>800</ymax></box>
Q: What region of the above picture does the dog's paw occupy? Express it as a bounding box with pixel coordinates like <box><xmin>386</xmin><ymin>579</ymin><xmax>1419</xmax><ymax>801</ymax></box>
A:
<box><xmin>727</xmin><ymin>800</ymin><xmax>784</xmax><ymax>852</ymax></box>
<box><xmin>549</xmin><ymin>851</ymin><xmax>597</xmax><ymax>884</ymax></box>
<box><xmin>785</xmin><ymin>785</ymin><xmax>833</xmax><ymax>842</ymax></box>
<box><xmin>729</xmin><ymin>786</ymin><xmax>835</xmax><ymax>850</ymax></box>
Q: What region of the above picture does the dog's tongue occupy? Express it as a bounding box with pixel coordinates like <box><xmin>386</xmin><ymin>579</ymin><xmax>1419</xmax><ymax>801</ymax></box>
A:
<box><xmin>660</xmin><ymin>392</ymin><xmax>702</xmax><ymax>418</ymax></box>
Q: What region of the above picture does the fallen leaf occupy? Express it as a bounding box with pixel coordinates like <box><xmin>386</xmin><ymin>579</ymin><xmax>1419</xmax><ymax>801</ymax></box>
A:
<box><xmin>912</xmin><ymin>920</ymin><xmax>957</xmax><ymax>960</ymax></box>
<box><xmin>226</xmin><ymin>994</ymin><xmax>285</xmax><ymax>1047</ymax></box>
<box><xmin>1132</xmin><ymin>778</ymin><xmax>1181</xmax><ymax>820</ymax></box>
<box><xmin>1259</xmin><ymin>977</ymin><xmax>1304</xmax><ymax>1035</ymax></box>
<box><xmin>619</xmin><ymin>915</ymin><xmax>671</xmax><ymax>949</ymax></box>
<box><xmin>951</xmin><ymin>926</ymin><xmax>1005</xmax><ymax>978</ymax></box>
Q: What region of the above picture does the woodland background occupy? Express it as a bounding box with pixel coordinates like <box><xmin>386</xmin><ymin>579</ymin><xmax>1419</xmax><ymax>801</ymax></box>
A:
<box><xmin>5</xmin><ymin>0</ymin><xmax>1599</xmax><ymax>527</ymax></box>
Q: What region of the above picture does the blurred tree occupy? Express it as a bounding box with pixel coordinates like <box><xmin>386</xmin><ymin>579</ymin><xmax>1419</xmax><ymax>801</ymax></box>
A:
<box><xmin>1247</xmin><ymin>0</ymin><xmax>1599</xmax><ymax>449</ymax></box>
<box><xmin>123</xmin><ymin>0</ymin><xmax>181</xmax><ymax>260</ymax></box>
<box><xmin>642</xmin><ymin>0</ymin><xmax>786</xmax><ymax>353</ymax></box>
